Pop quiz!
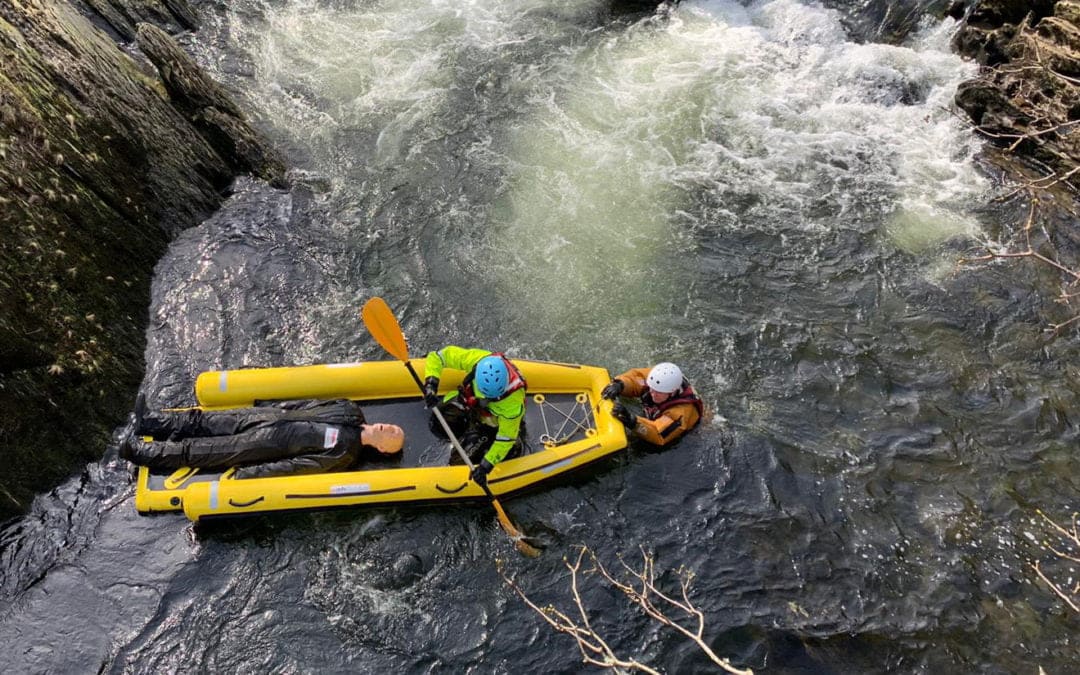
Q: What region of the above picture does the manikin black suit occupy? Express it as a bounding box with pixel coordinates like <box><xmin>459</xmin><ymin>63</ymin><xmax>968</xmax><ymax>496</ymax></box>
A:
<box><xmin>124</xmin><ymin>399</ymin><xmax>370</xmax><ymax>479</ymax></box>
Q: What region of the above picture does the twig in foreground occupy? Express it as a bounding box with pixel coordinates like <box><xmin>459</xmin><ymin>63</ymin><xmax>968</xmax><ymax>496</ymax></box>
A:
<box><xmin>501</xmin><ymin>546</ymin><xmax>752</xmax><ymax>674</ymax></box>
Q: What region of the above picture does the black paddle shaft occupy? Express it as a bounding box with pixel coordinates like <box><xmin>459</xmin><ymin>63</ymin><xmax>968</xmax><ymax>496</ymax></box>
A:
<box><xmin>403</xmin><ymin>358</ymin><xmax>504</xmax><ymax>499</ymax></box>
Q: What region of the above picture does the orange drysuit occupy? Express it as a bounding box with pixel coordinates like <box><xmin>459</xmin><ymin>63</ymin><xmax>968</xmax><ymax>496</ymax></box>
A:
<box><xmin>611</xmin><ymin>367</ymin><xmax>704</xmax><ymax>446</ymax></box>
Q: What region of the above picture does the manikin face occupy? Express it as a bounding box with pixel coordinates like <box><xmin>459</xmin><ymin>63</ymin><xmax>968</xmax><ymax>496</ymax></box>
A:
<box><xmin>366</xmin><ymin>423</ymin><xmax>405</xmax><ymax>454</ymax></box>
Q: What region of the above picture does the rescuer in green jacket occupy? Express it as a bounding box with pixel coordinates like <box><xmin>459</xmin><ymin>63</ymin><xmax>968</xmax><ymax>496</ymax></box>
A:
<box><xmin>423</xmin><ymin>346</ymin><xmax>527</xmax><ymax>486</ymax></box>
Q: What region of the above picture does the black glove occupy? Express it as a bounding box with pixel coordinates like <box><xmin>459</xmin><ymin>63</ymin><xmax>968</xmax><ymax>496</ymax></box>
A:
<box><xmin>423</xmin><ymin>376</ymin><xmax>440</xmax><ymax>408</ymax></box>
<box><xmin>612</xmin><ymin>402</ymin><xmax>634</xmax><ymax>428</ymax></box>
<box><xmin>601</xmin><ymin>379</ymin><xmax>625</xmax><ymax>400</ymax></box>
<box><xmin>471</xmin><ymin>458</ymin><xmax>494</xmax><ymax>486</ymax></box>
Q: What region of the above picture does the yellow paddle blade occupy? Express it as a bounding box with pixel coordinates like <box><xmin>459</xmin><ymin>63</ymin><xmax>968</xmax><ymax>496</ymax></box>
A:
<box><xmin>492</xmin><ymin>498</ymin><xmax>542</xmax><ymax>557</ymax></box>
<box><xmin>361</xmin><ymin>297</ymin><xmax>409</xmax><ymax>361</ymax></box>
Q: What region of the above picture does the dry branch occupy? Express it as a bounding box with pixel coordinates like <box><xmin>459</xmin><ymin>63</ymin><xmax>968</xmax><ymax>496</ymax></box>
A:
<box><xmin>1030</xmin><ymin>509</ymin><xmax>1080</xmax><ymax>613</ymax></box>
<box><xmin>501</xmin><ymin>545</ymin><xmax>752</xmax><ymax>675</ymax></box>
<box><xmin>958</xmin><ymin>195</ymin><xmax>1080</xmax><ymax>335</ymax></box>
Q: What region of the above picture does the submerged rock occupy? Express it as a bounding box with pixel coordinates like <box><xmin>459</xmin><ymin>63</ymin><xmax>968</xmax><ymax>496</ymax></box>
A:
<box><xmin>370</xmin><ymin>553</ymin><xmax>425</xmax><ymax>590</ymax></box>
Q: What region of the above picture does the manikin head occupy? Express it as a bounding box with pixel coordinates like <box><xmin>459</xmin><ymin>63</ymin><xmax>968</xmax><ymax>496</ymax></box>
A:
<box><xmin>363</xmin><ymin>423</ymin><xmax>405</xmax><ymax>454</ymax></box>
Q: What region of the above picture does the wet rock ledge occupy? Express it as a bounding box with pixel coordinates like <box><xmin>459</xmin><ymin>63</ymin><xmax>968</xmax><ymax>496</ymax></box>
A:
<box><xmin>0</xmin><ymin>0</ymin><xmax>284</xmax><ymax>522</ymax></box>
<box><xmin>954</xmin><ymin>0</ymin><xmax>1080</xmax><ymax>188</ymax></box>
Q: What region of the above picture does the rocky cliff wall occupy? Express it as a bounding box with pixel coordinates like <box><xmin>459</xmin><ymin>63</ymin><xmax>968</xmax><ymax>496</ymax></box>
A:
<box><xmin>0</xmin><ymin>0</ymin><xmax>283</xmax><ymax>522</ymax></box>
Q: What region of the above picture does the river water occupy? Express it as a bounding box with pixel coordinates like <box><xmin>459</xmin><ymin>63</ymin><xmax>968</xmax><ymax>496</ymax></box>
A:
<box><xmin>3</xmin><ymin>0</ymin><xmax>1080</xmax><ymax>672</ymax></box>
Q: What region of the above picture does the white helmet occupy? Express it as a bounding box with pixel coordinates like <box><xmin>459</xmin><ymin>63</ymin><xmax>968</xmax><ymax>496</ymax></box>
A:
<box><xmin>646</xmin><ymin>362</ymin><xmax>683</xmax><ymax>394</ymax></box>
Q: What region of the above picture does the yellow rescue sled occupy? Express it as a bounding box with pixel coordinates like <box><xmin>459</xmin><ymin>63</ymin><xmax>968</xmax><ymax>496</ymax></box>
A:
<box><xmin>134</xmin><ymin>359</ymin><xmax>627</xmax><ymax>521</ymax></box>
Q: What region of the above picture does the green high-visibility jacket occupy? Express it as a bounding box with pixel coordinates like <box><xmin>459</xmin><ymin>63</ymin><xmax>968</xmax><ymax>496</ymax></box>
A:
<box><xmin>424</xmin><ymin>345</ymin><xmax>525</xmax><ymax>465</ymax></box>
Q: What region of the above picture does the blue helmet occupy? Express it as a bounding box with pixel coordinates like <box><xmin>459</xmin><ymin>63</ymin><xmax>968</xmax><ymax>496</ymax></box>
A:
<box><xmin>475</xmin><ymin>356</ymin><xmax>509</xmax><ymax>398</ymax></box>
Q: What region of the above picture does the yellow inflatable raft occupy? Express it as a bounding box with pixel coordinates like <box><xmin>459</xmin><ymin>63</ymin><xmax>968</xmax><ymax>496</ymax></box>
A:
<box><xmin>134</xmin><ymin>359</ymin><xmax>627</xmax><ymax>521</ymax></box>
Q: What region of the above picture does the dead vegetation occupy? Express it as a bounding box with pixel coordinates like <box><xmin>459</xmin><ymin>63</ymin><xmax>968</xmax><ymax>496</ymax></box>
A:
<box><xmin>1030</xmin><ymin>509</ymin><xmax>1080</xmax><ymax>613</ymax></box>
<box><xmin>958</xmin><ymin>196</ymin><xmax>1080</xmax><ymax>336</ymax></box>
<box><xmin>952</xmin><ymin>14</ymin><xmax>1080</xmax><ymax>335</ymax></box>
<box><xmin>501</xmin><ymin>545</ymin><xmax>752</xmax><ymax>674</ymax></box>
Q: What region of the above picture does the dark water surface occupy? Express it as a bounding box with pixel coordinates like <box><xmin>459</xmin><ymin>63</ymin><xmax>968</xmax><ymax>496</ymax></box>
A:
<box><xmin>4</xmin><ymin>0</ymin><xmax>1080</xmax><ymax>672</ymax></box>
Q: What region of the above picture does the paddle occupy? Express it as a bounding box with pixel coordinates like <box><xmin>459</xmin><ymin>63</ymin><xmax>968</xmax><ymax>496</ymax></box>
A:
<box><xmin>361</xmin><ymin>297</ymin><xmax>542</xmax><ymax>557</ymax></box>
